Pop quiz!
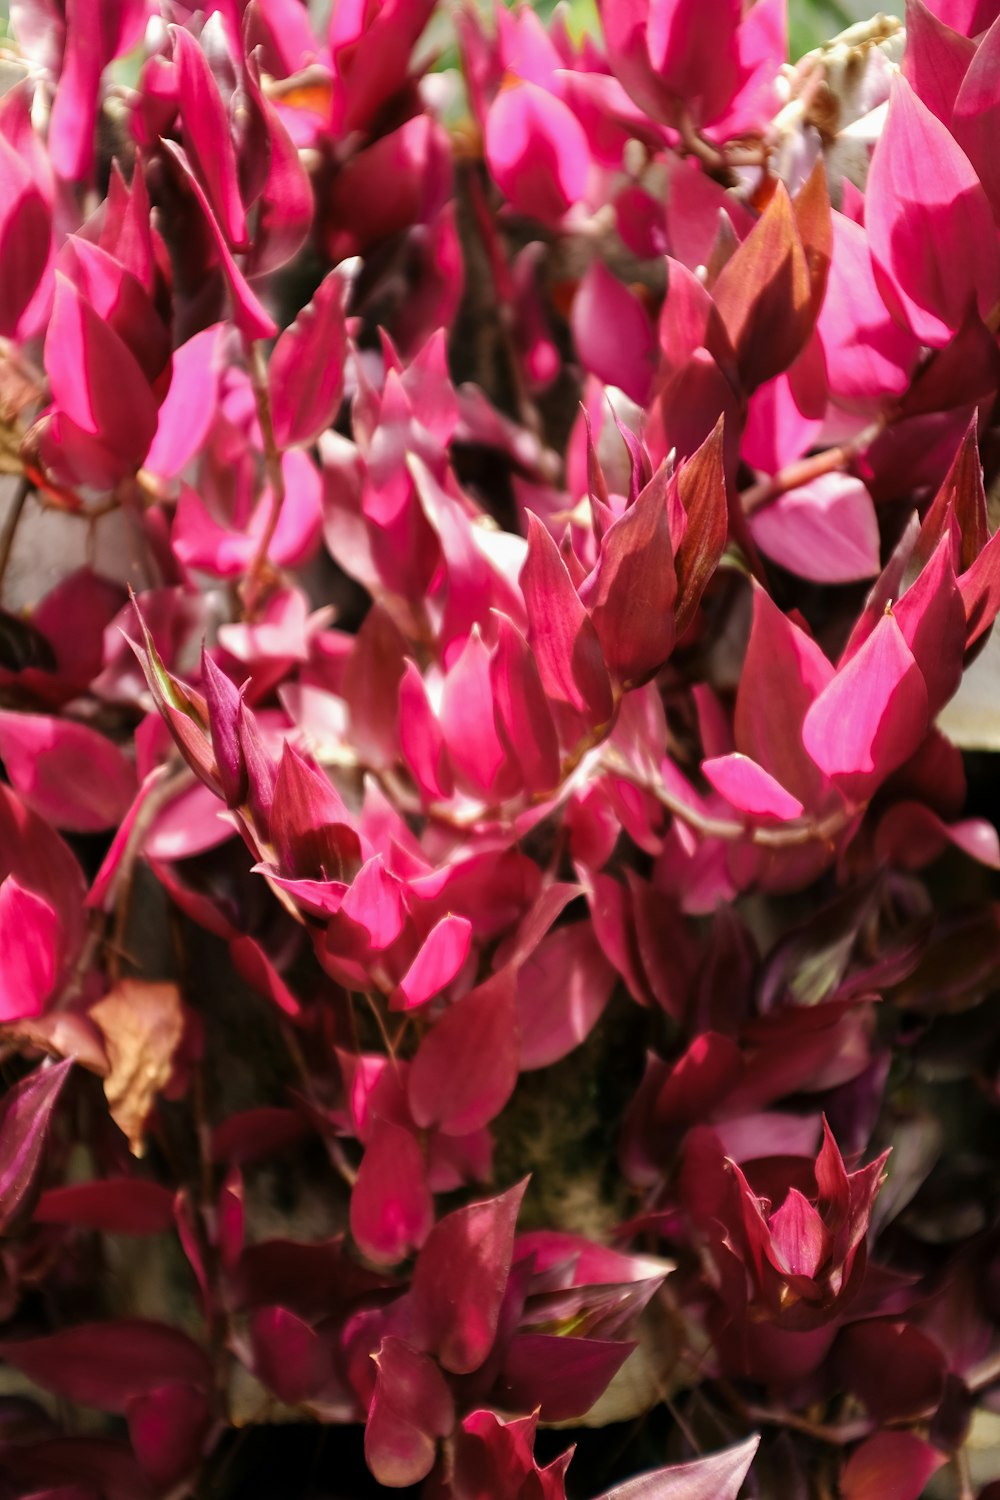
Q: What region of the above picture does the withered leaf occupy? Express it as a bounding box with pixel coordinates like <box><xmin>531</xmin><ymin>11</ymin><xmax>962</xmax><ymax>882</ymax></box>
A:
<box><xmin>90</xmin><ymin>980</ymin><xmax>184</xmax><ymax>1156</ymax></box>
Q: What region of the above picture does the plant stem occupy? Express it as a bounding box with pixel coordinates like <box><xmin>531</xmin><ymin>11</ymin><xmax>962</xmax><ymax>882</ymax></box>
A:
<box><xmin>240</xmin><ymin>338</ymin><xmax>285</xmax><ymax>618</ymax></box>
<box><xmin>0</xmin><ymin>474</ymin><xmax>29</xmax><ymax>600</ymax></box>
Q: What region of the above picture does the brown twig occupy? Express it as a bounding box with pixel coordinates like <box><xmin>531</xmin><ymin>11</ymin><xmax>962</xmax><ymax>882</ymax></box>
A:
<box><xmin>604</xmin><ymin>748</ymin><xmax>858</xmax><ymax>850</ymax></box>
<box><xmin>240</xmin><ymin>338</ymin><xmax>286</xmax><ymax>618</ymax></box>
<box><xmin>0</xmin><ymin>474</ymin><xmax>29</xmax><ymax>600</ymax></box>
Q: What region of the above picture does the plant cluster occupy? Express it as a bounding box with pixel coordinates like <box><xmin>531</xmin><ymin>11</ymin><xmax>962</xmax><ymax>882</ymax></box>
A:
<box><xmin>1</xmin><ymin>0</ymin><xmax>1000</xmax><ymax>1496</ymax></box>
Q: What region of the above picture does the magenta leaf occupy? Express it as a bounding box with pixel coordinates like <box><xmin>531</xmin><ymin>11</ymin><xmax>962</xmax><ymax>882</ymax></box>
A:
<box><xmin>408</xmin><ymin>967</ymin><xmax>520</xmax><ymax>1135</ymax></box>
<box><xmin>840</xmin><ymin>1433</ymin><xmax>946</xmax><ymax>1500</ymax></box>
<box><xmin>0</xmin><ymin>711</ymin><xmax>136</xmax><ymax>833</ymax></box>
<box><xmin>365</xmin><ymin>1336</ymin><xmax>455</xmax><ymax>1488</ymax></box>
<box><xmin>801</xmin><ymin>614</ymin><xmax>928</xmax><ymax>801</ymax></box>
<box><xmin>0</xmin><ymin>1058</ymin><xmax>73</xmax><ymax>1233</ymax></box>
<box><xmin>350</xmin><ymin>1117</ymin><xmax>434</xmax><ymax>1265</ymax></box>
<box><xmin>520</xmin><ymin>514</ymin><xmax>613</xmax><ymax>724</ymax></box>
<box><xmin>0</xmin><ymin>1321</ymin><xmax>211</xmax><ymax>1412</ymax></box>
<box><xmin>268</xmin><ymin>266</ymin><xmax>349</xmax><ymax>449</ymax></box>
<box><xmin>410</xmin><ymin>1180</ymin><xmax>526</xmax><ymax>1374</ymax></box>
<box><xmin>34</xmin><ymin>1178</ymin><xmax>175</xmax><ymax>1235</ymax></box>
<box><xmin>0</xmin><ymin>876</ymin><xmax>62</xmax><ymax>1021</ymax></box>
<box><xmin>867</xmin><ymin>76</ymin><xmax>1000</xmax><ymax>345</ymax></box>
<box><xmin>126</xmin><ymin>1382</ymin><xmax>211</xmax><ymax>1489</ymax></box>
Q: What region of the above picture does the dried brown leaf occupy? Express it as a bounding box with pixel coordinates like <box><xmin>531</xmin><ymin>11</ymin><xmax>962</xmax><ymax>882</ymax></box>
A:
<box><xmin>90</xmin><ymin>980</ymin><xmax>184</xmax><ymax>1155</ymax></box>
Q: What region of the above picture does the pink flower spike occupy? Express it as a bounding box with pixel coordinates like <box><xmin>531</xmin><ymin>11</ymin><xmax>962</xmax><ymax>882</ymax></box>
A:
<box><xmin>391</xmin><ymin>914</ymin><xmax>472</xmax><ymax>1011</ymax></box>
<box><xmin>490</xmin><ymin>613</ymin><xmax>561</xmax><ymax>795</ymax></box>
<box><xmin>0</xmin><ymin>877</ymin><xmax>61</xmax><ymax>1022</ymax></box>
<box><xmin>867</xmin><ymin>77</ymin><xmax>1000</xmax><ymax>346</ymax></box>
<box><xmin>702</xmin><ymin>753</ymin><xmax>804</xmax><ymax>821</ymax></box>
<box><xmin>350</xmin><ymin>1117</ymin><xmax>433</xmax><ymax>1265</ymax></box>
<box><xmin>802</xmin><ymin>613</ymin><xmax>929</xmax><ymax>801</ymax></box>
<box><xmin>485</xmin><ymin>80</ymin><xmax>590</xmax><ymax>227</ymax></box>
<box><xmin>399</xmin><ymin>660</ymin><xmax>453</xmax><ymax>802</ymax></box>
<box><xmin>579</xmin><ymin>465</ymin><xmax>678</xmax><ymax>688</ymax></box>
<box><xmin>520</xmin><ymin>513</ymin><xmax>613</xmax><ymax>725</ymax></box>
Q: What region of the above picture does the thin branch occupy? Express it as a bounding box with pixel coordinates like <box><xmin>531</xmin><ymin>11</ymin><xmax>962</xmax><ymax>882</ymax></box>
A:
<box><xmin>240</xmin><ymin>338</ymin><xmax>285</xmax><ymax>618</ymax></box>
<box><xmin>0</xmin><ymin>474</ymin><xmax>30</xmax><ymax>600</ymax></box>
<box><xmin>605</xmin><ymin>750</ymin><xmax>858</xmax><ymax>850</ymax></box>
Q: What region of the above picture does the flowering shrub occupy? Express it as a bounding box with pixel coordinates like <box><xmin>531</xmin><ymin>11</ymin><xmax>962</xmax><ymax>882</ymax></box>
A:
<box><xmin>2</xmin><ymin>0</ymin><xmax>1000</xmax><ymax>1495</ymax></box>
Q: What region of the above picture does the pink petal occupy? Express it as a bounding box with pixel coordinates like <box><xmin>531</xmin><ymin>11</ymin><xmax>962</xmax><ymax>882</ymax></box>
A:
<box><xmin>399</xmin><ymin>660</ymin><xmax>452</xmax><ymax>801</ymax></box>
<box><xmin>144</xmin><ymin>324</ymin><xmax>224</xmax><ymax>480</ymax></box>
<box><xmin>517</xmin><ymin>920</ymin><xmax>616</xmax><ymax>1069</ymax></box>
<box><xmin>340</xmin><ymin>855</ymin><xmax>407</xmax><ymax>951</ymax></box>
<box><xmin>408</xmin><ymin>968</ymin><xmax>520</xmax><ymax>1136</ymax></box>
<box><xmin>520</xmin><ymin>513</ymin><xmax>613</xmax><ymax>723</ymax></box>
<box><xmin>490</xmin><ymin>613</ymin><xmax>561</xmax><ymax>795</ymax></box>
<box><xmin>953</xmin><ymin>13</ymin><xmax>1000</xmax><ymax>219</ymax></box>
<box><xmin>767</xmin><ymin>1187</ymin><xmax>827</xmax><ymax>1278</ymax></box>
<box><xmin>350</xmin><ymin>1117</ymin><xmax>433</xmax><ymax>1265</ymax></box>
<box><xmin>0</xmin><ymin>711</ymin><xmax>136</xmax><ymax>832</ymax></box>
<box><xmin>816</xmin><ymin>211</ymin><xmax>919</xmax><ymax>404</ymax></box>
<box><xmin>485</xmin><ymin>80</ymin><xmax>590</xmax><ymax>227</ymax></box>
<box><xmin>0</xmin><ymin>132</ymin><xmax>53</xmax><ymax>339</ymax></box>
<box><xmin>439</xmin><ymin>629</ymin><xmax>516</xmax><ymax>799</ymax></box>
<box><xmin>579</xmin><ymin>466</ymin><xmax>678</xmax><ymax>687</ymax></box>
<box><xmin>126</xmin><ymin>1382</ymin><xmax>210</xmax><ymax>1490</ymax></box>
<box><xmin>0</xmin><ymin>876</ymin><xmax>61</xmax><ymax>1021</ymax></box>
<box><xmin>171</xmin><ymin>25</ymin><xmax>247</xmax><ymax>249</ymax></box>
<box><xmin>410</xmin><ymin>1181</ymin><xmax>526</xmax><ymax>1373</ymax></box>
<box><xmin>229</xmin><ymin>936</ymin><xmax>301</xmax><ymax>1018</ymax></box>
<box><xmin>840</xmin><ymin>1433</ymin><xmax>945</xmax><ymax>1500</ymax></box>
<box><xmin>250</xmin><ymin>1306</ymin><xmax>328</xmax><ymax>1406</ymax></box>
<box><xmin>45</xmin><ymin>273</ymin><xmax>158</xmax><ymax>470</ymax></box>
<box><xmin>392</xmin><ymin>914</ymin><xmax>473</xmax><ymax>1011</ymax></box>
<box><xmin>161</xmin><ymin>141</ymin><xmax>277</xmax><ymax>341</ymax></box>
<box><xmin>497</xmin><ymin>1333</ymin><xmax>632</xmax><ymax>1423</ymax></box>
<box><xmin>0</xmin><ymin>1321</ymin><xmax>211</xmax><ymax>1413</ymax></box>
<box><xmin>702</xmin><ymin>753</ymin><xmax>804</xmax><ymax>821</ymax></box>
<box><xmin>0</xmin><ymin>1059</ymin><xmax>74</xmax><ymax>1233</ymax></box>
<box><xmin>365</xmin><ymin>1337</ymin><xmax>455</xmax><ymax>1489</ymax></box>
<box><xmin>867</xmin><ymin>76</ymin><xmax>1000</xmax><ymax>346</ymax></box>
<box><xmin>735</xmin><ymin>586</ymin><xmax>835</xmax><ymax>808</ymax></box>
<box><xmin>749</xmin><ymin>473</ymin><xmax>881</xmax><ymax>584</ymax></box>
<box><xmin>902</xmin><ymin>0</ymin><xmax>976</xmax><ymax>126</ymax></box>
<box><xmin>269</xmin><ymin>267</ymin><xmax>348</xmax><ymax>449</ymax></box>
<box><xmin>571</xmin><ymin>261</ymin><xmax>657</xmax><ymax>404</ymax></box>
